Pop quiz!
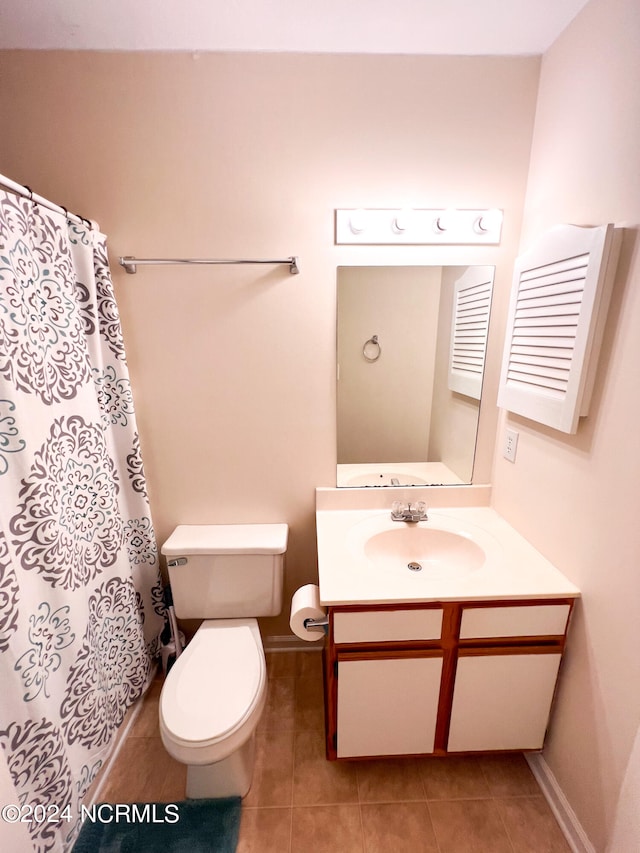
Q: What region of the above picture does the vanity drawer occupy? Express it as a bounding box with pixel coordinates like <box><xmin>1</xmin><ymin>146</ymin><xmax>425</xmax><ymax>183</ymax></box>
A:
<box><xmin>333</xmin><ymin>607</ymin><xmax>443</xmax><ymax>644</ymax></box>
<box><xmin>459</xmin><ymin>603</ymin><xmax>571</xmax><ymax>639</ymax></box>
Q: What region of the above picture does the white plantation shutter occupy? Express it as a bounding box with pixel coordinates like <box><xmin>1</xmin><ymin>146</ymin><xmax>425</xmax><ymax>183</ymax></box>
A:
<box><xmin>498</xmin><ymin>224</ymin><xmax>622</xmax><ymax>434</ymax></box>
<box><xmin>448</xmin><ymin>266</ymin><xmax>494</xmax><ymax>400</ymax></box>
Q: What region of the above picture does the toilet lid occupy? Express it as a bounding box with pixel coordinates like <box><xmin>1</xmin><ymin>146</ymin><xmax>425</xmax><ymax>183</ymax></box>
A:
<box><xmin>161</xmin><ymin>621</ymin><xmax>263</xmax><ymax>745</ymax></box>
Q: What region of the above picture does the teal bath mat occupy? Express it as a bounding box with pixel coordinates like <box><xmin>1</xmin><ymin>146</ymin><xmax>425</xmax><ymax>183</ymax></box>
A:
<box><xmin>72</xmin><ymin>798</ymin><xmax>242</xmax><ymax>853</ymax></box>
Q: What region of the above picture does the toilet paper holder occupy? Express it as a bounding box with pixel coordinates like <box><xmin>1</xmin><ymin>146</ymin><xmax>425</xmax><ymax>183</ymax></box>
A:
<box><xmin>303</xmin><ymin>615</ymin><xmax>329</xmax><ymax>635</ymax></box>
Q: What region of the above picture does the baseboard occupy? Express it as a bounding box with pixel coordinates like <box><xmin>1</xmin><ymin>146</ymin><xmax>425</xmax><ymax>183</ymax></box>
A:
<box><xmin>263</xmin><ymin>634</ymin><xmax>324</xmax><ymax>653</ymax></box>
<box><xmin>525</xmin><ymin>753</ymin><xmax>596</xmax><ymax>853</ymax></box>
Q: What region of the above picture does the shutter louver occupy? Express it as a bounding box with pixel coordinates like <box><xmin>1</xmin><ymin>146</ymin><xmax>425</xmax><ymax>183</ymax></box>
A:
<box><xmin>448</xmin><ymin>266</ymin><xmax>494</xmax><ymax>400</ymax></box>
<box><xmin>498</xmin><ymin>224</ymin><xmax>622</xmax><ymax>434</ymax></box>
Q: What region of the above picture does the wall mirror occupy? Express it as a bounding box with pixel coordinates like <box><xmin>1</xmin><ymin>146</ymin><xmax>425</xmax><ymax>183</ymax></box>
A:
<box><xmin>337</xmin><ymin>265</ymin><xmax>494</xmax><ymax>487</ymax></box>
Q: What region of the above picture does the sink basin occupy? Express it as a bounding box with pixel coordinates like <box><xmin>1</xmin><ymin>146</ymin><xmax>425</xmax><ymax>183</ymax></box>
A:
<box><xmin>364</xmin><ymin>526</ymin><xmax>486</xmax><ymax>578</ymax></box>
<box><xmin>345</xmin><ymin>511</ymin><xmax>503</xmax><ymax>583</ymax></box>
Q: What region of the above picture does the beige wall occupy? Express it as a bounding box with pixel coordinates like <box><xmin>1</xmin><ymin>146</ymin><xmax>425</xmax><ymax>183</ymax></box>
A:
<box><xmin>491</xmin><ymin>0</ymin><xmax>640</xmax><ymax>849</ymax></box>
<box><xmin>0</xmin><ymin>51</ymin><xmax>538</xmax><ymax>637</ymax></box>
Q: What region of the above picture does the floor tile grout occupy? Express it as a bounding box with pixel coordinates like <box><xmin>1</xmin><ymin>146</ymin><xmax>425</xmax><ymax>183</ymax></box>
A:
<box><xmin>424</xmin><ymin>800</ymin><xmax>443</xmax><ymax>853</ymax></box>
<box><xmin>493</xmin><ymin>797</ymin><xmax>518</xmax><ymax>853</ymax></box>
<box><xmin>357</xmin><ymin>800</ymin><xmax>365</xmax><ymax>853</ymax></box>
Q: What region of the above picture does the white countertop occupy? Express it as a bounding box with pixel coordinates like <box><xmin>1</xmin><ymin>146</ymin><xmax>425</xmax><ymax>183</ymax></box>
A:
<box><xmin>316</xmin><ymin>506</ymin><xmax>580</xmax><ymax>606</ymax></box>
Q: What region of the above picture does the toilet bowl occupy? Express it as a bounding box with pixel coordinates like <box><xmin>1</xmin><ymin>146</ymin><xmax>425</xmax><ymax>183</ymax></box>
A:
<box><xmin>159</xmin><ymin>618</ymin><xmax>268</xmax><ymax>798</ymax></box>
<box><xmin>158</xmin><ymin>523</ymin><xmax>287</xmax><ymax>798</ymax></box>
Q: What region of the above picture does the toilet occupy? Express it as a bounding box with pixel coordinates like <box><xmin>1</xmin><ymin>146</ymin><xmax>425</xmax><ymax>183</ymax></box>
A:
<box><xmin>158</xmin><ymin>523</ymin><xmax>288</xmax><ymax>798</ymax></box>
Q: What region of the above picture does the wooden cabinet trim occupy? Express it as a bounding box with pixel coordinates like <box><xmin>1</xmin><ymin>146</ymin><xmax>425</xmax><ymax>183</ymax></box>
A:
<box><xmin>458</xmin><ymin>643</ymin><xmax>564</xmax><ymax>657</ymax></box>
<box><xmin>337</xmin><ymin>648</ymin><xmax>444</xmax><ymax>663</ymax></box>
<box><xmin>460</xmin><ymin>634</ymin><xmax>567</xmax><ymax>649</ymax></box>
<box><xmin>325</xmin><ymin>599</ymin><xmax>572</xmax><ymax>761</ymax></box>
<box><xmin>335</xmin><ymin>639</ymin><xmax>444</xmax><ymax>654</ymax></box>
<box><xmin>325</xmin><ymin>612</ymin><xmax>338</xmax><ymax>760</ymax></box>
<box><xmin>330</xmin><ymin>597</ymin><xmax>575</xmax><ymax>613</ymax></box>
<box><xmin>434</xmin><ymin>646</ymin><xmax>458</xmax><ymax>752</ymax></box>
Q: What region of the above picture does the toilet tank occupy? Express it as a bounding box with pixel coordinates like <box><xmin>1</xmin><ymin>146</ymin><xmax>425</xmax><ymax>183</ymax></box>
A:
<box><xmin>162</xmin><ymin>524</ymin><xmax>288</xmax><ymax>619</ymax></box>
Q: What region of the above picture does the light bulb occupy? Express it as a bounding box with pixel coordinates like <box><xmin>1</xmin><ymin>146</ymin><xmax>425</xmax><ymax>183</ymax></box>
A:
<box><xmin>475</xmin><ymin>208</ymin><xmax>503</xmax><ymax>234</ymax></box>
<box><xmin>349</xmin><ymin>209</ymin><xmax>368</xmax><ymax>234</ymax></box>
<box><xmin>434</xmin><ymin>208</ymin><xmax>456</xmax><ymax>232</ymax></box>
<box><xmin>392</xmin><ymin>209</ymin><xmax>413</xmax><ymax>233</ymax></box>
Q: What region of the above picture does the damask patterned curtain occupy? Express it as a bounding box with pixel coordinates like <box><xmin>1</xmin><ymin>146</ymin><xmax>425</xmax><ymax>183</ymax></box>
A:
<box><xmin>0</xmin><ymin>190</ymin><xmax>164</xmax><ymax>852</ymax></box>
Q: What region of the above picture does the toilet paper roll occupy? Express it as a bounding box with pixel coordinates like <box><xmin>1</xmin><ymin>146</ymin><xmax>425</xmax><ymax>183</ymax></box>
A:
<box><xmin>290</xmin><ymin>584</ymin><xmax>326</xmax><ymax>642</ymax></box>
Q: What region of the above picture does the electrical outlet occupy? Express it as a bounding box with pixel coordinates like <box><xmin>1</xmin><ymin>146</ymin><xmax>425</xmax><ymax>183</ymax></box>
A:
<box><xmin>503</xmin><ymin>428</ymin><xmax>519</xmax><ymax>462</ymax></box>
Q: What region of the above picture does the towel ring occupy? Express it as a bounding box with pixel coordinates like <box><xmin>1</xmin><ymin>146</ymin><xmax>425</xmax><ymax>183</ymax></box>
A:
<box><xmin>363</xmin><ymin>334</ymin><xmax>381</xmax><ymax>362</ymax></box>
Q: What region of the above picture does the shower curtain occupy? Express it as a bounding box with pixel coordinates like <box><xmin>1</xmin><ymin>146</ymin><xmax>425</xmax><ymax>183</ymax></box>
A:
<box><xmin>0</xmin><ymin>190</ymin><xmax>165</xmax><ymax>852</ymax></box>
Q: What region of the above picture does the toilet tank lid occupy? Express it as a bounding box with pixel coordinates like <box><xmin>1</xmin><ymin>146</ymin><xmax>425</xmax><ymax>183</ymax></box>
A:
<box><xmin>162</xmin><ymin>523</ymin><xmax>289</xmax><ymax>556</ymax></box>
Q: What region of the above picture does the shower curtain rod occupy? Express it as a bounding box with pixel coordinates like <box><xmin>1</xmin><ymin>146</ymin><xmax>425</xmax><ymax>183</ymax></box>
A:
<box><xmin>118</xmin><ymin>256</ymin><xmax>300</xmax><ymax>275</ymax></box>
<box><xmin>0</xmin><ymin>172</ymin><xmax>95</xmax><ymax>228</ymax></box>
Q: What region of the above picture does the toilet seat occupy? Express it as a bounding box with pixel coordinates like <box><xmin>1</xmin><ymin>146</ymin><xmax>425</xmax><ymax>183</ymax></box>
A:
<box><xmin>159</xmin><ymin>618</ymin><xmax>267</xmax><ymax>765</ymax></box>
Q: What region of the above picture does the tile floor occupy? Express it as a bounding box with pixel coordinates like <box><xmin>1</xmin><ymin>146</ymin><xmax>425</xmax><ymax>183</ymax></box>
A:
<box><xmin>99</xmin><ymin>650</ymin><xmax>571</xmax><ymax>852</ymax></box>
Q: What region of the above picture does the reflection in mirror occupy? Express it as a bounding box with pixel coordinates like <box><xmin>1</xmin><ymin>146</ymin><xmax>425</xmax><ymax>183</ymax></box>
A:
<box><xmin>337</xmin><ymin>266</ymin><xmax>494</xmax><ymax>487</ymax></box>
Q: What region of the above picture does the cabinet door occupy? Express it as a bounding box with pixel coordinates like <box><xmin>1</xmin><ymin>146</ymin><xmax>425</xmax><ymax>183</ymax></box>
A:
<box><xmin>448</xmin><ymin>652</ymin><xmax>562</xmax><ymax>752</ymax></box>
<box><xmin>337</xmin><ymin>655</ymin><xmax>442</xmax><ymax>758</ymax></box>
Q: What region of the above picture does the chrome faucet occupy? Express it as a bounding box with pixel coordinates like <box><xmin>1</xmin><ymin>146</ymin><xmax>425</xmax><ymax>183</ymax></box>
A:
<box><xmin>391</xmin><ymin>500</ymin><xmax>428</xmax><ymax>523</ymax></box>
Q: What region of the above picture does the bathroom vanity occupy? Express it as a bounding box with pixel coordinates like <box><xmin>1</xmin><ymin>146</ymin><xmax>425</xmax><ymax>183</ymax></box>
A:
<box><xmin>315</xmin><ymin>503</ymin><xmax>580</xmax><ymax>761</ymax></box>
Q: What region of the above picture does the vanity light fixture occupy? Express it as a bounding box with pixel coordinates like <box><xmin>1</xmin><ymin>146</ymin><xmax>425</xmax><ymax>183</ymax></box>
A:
<box><xmin>335</xmin><ymin>208</ymin><xmax>503</xmax><ymax>245</ymax></box>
